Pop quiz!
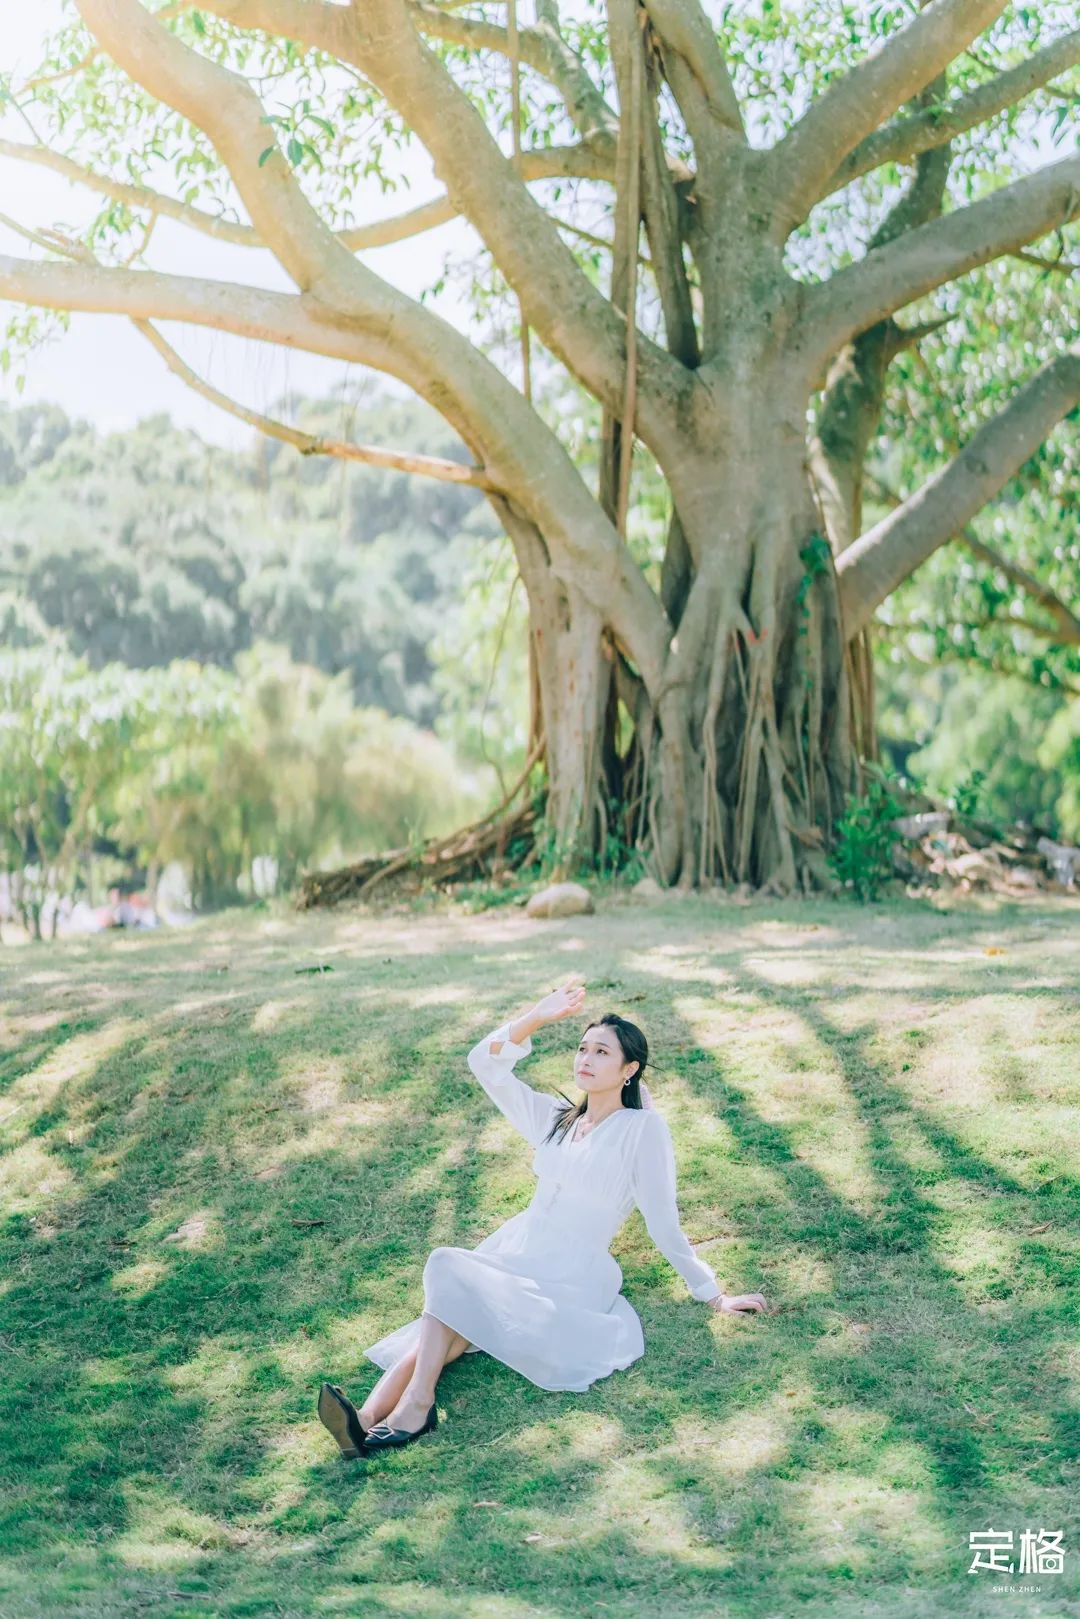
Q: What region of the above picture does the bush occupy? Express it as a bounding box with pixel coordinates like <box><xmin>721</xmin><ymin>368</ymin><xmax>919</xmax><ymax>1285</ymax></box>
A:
<box><xmin>828</xmin><ymin>772</ymin><xmax>903</xmax><ymax>902</ymax></box>
<box><xmin>951</xmin><ymin>767</ymin><xmax>988</xmax><ymax>822</ymax></box>
<box><xmin>0</xmin><ymin>642</ymin><xmax>492</xmax><ymax>925</ymax></box>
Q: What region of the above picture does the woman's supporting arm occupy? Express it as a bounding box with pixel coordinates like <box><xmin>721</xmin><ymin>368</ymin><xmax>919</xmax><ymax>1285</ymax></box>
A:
<box><xmin>629</xmin><ymin>1110</ymin><xmax>722</xmax><ymax>1302</ymax></box>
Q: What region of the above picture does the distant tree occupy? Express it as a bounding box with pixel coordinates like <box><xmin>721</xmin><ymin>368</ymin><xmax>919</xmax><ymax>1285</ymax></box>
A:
<box><xmin>0</xmin><ymin>397</ymin><xmax>495</xmax><ymax>720</ymax></box>
<box><xmin>0</xmin><ymin>587</ymin><xmax>52</xmax><ymax>650</ymax></box>
<box><xmin>0</xmin><ymin>642</ymin><xmax>493</xmax><ymax>928</ymax></box>
<box><xmin>899</xmin><ymin>669</ymin><xmax>1077</xmax><ymax>837</ymax></box>
<box><xmin>0</xmin><ymin>650</ymin><xmax>138</xmax><ymax>935</ymax></box>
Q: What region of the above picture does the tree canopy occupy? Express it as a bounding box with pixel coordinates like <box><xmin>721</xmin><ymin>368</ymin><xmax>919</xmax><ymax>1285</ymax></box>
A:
<box><xmin>1</xmin><ymin>0</ymin><xmax>1077</xmax><ymax>890</ymax></box>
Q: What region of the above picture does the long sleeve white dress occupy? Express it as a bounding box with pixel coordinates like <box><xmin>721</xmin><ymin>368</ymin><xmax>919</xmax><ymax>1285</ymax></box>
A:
<box><xmin>362</xmin><ymin>1021</ymin><xmax>721</xmax><ymax>1393</ymax></box>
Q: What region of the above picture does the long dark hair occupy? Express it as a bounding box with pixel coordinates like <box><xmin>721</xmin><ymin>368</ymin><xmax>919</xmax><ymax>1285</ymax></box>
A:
<box><xmin>543</xmin><ymin>1013</ymin><xmax>649</xmax><ymax>1146</ymax></box>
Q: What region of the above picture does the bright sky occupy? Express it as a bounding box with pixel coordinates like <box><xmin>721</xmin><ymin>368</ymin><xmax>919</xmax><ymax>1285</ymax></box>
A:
<box><xmin>0</xmin><ymin>6</ymin><xmax>473</xmax><ymax>444</ymax></box>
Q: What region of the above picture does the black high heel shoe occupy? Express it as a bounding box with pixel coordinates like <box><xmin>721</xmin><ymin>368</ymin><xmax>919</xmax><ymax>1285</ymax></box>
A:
<box><xmin>362</xmin><ymin>1403</ymin><xmax>438</xmax><ymax>1450</ymax></box>
<box><xmin>317</xmin><ymin>1381</ymin><xmax>370</xmax><ymax>1460</ymax></box>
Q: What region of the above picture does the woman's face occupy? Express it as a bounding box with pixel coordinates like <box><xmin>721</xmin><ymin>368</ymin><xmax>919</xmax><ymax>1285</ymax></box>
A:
<box><xmin>574</xmin><ymin>1024</ymin><xmax>638</xmax><ymax>1098</ymax></box>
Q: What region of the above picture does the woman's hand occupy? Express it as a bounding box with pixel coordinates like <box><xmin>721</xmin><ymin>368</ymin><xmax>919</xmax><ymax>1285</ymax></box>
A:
<box><xmin>708</xmin><ymin>1291</ymin><xmax>768</xmax><ymax>1315</ymax></box>
<box><xmin>530</xmin><ymin>974</ymin><xmax>587</xmax><ymax>1027</ymax></box>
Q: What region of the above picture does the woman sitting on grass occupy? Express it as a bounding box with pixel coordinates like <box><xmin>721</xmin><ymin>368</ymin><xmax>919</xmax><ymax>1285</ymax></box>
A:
<box><xmin>318</xmin><ymin>974</ymin><xmax>767</xmax><ymax>1456</ymax></box>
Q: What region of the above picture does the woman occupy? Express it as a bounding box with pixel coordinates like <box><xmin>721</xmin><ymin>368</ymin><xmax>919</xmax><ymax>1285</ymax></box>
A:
<box><xmin>318</xmin><ymin>973</ymin><xmax>767</xmax><ymax>1458</ymax></box>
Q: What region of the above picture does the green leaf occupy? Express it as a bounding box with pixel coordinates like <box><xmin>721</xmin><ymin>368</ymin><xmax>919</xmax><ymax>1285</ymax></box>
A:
<box><xmin>257</xmin><ymin>146</ymin><xmax>275</xmax><ymax>166</ymax></box>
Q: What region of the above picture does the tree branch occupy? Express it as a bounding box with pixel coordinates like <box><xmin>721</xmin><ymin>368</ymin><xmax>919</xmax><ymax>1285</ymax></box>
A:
<box><xmin>608</xmin><ymin>0</ymin><xmax>698</xmax><ymax>366</ymax></box>
<box><xmin>809</xmin><ymin>319</ymin><xmax>920</xmax><ymax>555</ymax></box>
<box><xmin>0</xmin><ymin>254</ymin><xmax>353</xmax><ymax>345</ymax></box>
<box><xmin>0</xmin><ymin>134</ymin><xmax>609</xmax><ymax>254</ymax></box>
<box><xmin>73</xmin><ymin>0</ymin><xmax>365</xmax><ymax>299</ymax></box>
<box><xmin>837</xmin><ymin>347</ymin><xmax>1080</xmax><ymax>637</ymax></box>
<box><xmin>807</xmin><ymin>153</ymin><xmax>1080</xmax><ymax>365</ymax></box>
<box><xmin>641</xmin><ymin>0</ymin><xmax>744</xmax><ymax>140</ymax></box>
<box><xmin>866</xmin><ymin>468</ymin><xmax>1080</xmax><ymax>647</ymax></box>
<box><xmin>327</xmin><ymin>0</ymin><xmax>696</xmax><ymax>449</ymax></box>
<box><xmin>637</xmin><ymin>1</ymin><xmax>748</xmax><ymax>336</ymax></box>
<box><xmin>790</xmin><ymin>60</ymin><xmax>955</xmax><ymax>553</ymax></box>
<box><xmin>960</xmin><ymin>535</ymin><xmax>1080</xmax><ymax>647</ymax></box>
<box><xmin>341</xmin><ymin>141</ymin><xmax>612</xmax><ymax>247</ymax></box>
<box><xmin>37</xmin><ymin>2</ymin><xmax>677</xmax><ymax>690</ymax></box>
<box><xmin>827</xmin><ymin>27</ymin><xmax>1080</xmax><ymax>195</ymax></box>
<box><xmin>165</xmin><ymin>0</ymin><xmax>347</xmax><ymax>54</ymax></box>
<box><xmin>92</xmin><ymin>0</ymin><xmax>692</xmax><ymax>441</ymax></box>
<box><xmin>408</xmin><ymin>0</ymin><xmax>619</xmax><ymax>145</ymax></box>
<box><xmin>874</xmin><ymin>620</ymin><xmax>1080</xmax><ymax>694</ymax></box>
<box><xmin>0</xmin><ymin>247</ymin><xmax>671</xmax><ymax>691</ymax></box>
<box><xmin>768</xmin><ymin>0</ymin><xmax>1008</xmax><ymax>232</ymax></box>
<box><xmin>1011</xmin><ymin>246</ymin><xmax>1079</xmax><ymax>276</ymax></box>
<box><xmin>0</xmin><ymin>136</ymin><xmax>259</xmax><ymax>246</ymax></box>
<box><xmin>132</xmin><ymin>317</ymin><xmax>497</xmax><ymax>488</ymax></box>
<box><xmin>177</xmin><ymin>0</ymin><xmax>622</xmax><ymax>157</ymax></box>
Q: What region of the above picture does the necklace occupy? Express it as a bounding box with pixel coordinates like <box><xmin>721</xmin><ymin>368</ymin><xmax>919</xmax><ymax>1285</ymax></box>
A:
<box><xmin>570</xmin><ymin>1108</ymin><xmax>626</xmax><ymax>1145</ymax></box>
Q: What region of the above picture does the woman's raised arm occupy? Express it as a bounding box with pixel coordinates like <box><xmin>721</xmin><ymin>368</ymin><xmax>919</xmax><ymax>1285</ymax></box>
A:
<box><xmin>492</xmin><ymin>974</ymin><xmax>587</xmax><ymax>1053</ymax></box>
<box><xmin>467</xmin><ymin>976</ymin><xmax>587</xmax><ymax>1147</ymax></box>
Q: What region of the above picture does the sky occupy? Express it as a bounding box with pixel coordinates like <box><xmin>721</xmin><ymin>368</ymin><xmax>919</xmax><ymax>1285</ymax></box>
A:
<box><xmin>0</xmin><ymin>5</ymin><xmax>474</xmax><ymax>446</ymax></box>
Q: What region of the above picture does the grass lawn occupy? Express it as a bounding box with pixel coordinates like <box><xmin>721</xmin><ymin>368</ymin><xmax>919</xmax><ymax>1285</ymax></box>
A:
<box><xmin>0</xmin><ymin>889</ymin><xmax>1077</xmax><ymax>1619</ymax></box>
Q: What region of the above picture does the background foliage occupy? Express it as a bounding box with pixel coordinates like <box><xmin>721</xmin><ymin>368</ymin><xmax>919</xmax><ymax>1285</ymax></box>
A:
<box><xmin>2</xmin><ymin>373</ymin><xmax>1076</xmax><ymax>892</ymax></box>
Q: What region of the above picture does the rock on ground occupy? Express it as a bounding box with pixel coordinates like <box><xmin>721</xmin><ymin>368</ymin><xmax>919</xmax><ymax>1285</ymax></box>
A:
<box><xmin>632</xmin><ymin>877</ymin><xmax>663</xmax><ymax>899</ymax></box>
<box><xmin>525</xmin><ymin>882</ymin><xmax>595</xmax><ymax>919</ymax></box>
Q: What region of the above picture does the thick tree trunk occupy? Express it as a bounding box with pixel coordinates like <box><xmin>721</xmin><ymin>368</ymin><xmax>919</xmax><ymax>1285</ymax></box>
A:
<box><xmin>656</xmin><ymin>446</ymin><xmax>852</xmax><ymax>890</ymax></box>
<box><xmin>532</xmin><ymin>594</ymin><xmax>614</xmax><ymax>876</ymax></box>
<box><xmin>515</xmin><ymin>430</ymin><xmax>855</xmax><ymax>893</ymax></box>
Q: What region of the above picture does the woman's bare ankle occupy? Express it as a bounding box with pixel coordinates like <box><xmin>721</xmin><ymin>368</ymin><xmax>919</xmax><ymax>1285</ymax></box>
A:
<box><xmin>394</xmin><ymin>1382</ymin><xmax>435</xmax><ymax>1415</ymax></box>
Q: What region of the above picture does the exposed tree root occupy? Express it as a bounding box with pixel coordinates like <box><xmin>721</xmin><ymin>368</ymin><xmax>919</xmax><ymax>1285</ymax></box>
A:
<box><xmin>297</xmin><ymin>798</ymin><xmax>542</xmax><ymax>909</ymax></box>
<box><xmin>298</xmin><ymin>739</ymin><xmax>544</xmax><ymax>909</ymax></box>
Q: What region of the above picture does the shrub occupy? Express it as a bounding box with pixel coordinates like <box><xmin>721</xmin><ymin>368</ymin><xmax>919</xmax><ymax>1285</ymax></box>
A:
<box><xmin>828</xmin><ymin>773</ymin><xmax>903</xmax><ymax>902</ymax></box>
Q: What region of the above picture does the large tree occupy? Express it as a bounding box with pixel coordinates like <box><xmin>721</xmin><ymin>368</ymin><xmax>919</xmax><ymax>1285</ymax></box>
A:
<box><xmin>1</xmin><ymin>0</ymin><xmax>1078</xmax><ymax>889</ymax></box>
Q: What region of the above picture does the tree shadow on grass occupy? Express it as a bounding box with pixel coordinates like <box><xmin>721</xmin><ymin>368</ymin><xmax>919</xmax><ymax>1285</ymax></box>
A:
<box><xmin>630</xmin><ymin>950</ymin><xmax>1079</xmax><ymax>1587</ymax></box>
<box><xmin>0</xmin><ymin>937</ymin><xmax>774</xmax><ymax>1612</ymax></box>
<box><xmin>2</xmin><ymin>952</ymin><xmax>682</xmax><ymax>1572</ymax></box>
<box><xmin>1</xmin><ymin>905</ymin><xmax>1076</xmax><ymax>1617</ymax></box>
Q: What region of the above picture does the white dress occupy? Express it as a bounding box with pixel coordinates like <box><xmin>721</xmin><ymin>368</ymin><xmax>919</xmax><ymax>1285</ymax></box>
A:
<box><xmin>362</xmin><ymin>1021</ymin><xmax>721</xmax><ymax>1393</ymax></box>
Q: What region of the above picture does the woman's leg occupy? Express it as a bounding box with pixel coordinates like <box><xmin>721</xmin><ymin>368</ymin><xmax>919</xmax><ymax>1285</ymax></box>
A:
<box><xmin>357</xmin><ymin>1350</ymin><xmax>417</xmax><ymax>1431</ymax></box>
<box><xmin>358</xmin><ymin>1322</ymin><xmax>470</xmax><ymax>1429</ymax></box>
<box><xmin>380</xmin><ymin>1314</ymin><xmax>470</xmax><ymax>1429</ymax></box>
